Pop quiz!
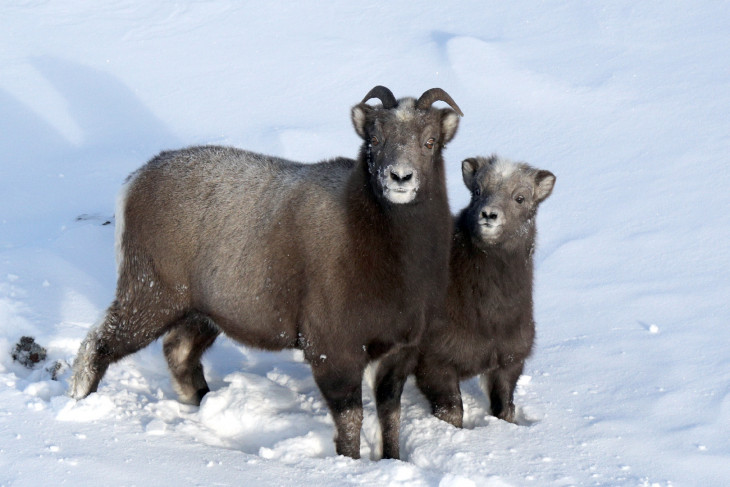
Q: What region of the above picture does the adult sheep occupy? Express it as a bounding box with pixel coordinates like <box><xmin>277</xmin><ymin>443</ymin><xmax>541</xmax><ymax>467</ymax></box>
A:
<box><xmin>375</xmin><ymin>155</ymin><xmax>555</xmax><ymax>459</ymax></box>
<box><xmin>69</xmin><ymin>86</ymin><xmax>463</xmax><ymax>459</ymax></box>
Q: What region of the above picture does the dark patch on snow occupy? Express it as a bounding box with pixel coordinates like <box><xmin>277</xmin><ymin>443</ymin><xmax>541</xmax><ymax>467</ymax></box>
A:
<box><xmin>76</xmin><ymin>213</ymin><xmax>113</xmax><ymax>225</ymax></box>
<box><xmin>11</xmin><ymin>336</ymin><xmax>68</xmax><ymax>380</ymax></box>
<box><xmin>11</xmin><ymin>336</ymin><xmax>47</xmax><ymax>368</ymax></box>
<box><xmin>47</xmin><ymin>359</ymin><xmax>69</xmax><ymax>380</ymax></box>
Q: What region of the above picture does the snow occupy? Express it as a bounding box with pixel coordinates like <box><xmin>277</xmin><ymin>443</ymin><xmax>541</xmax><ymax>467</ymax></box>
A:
<box><xmin>1</xmin><ymin>1</ymin><xmax>729</xmax><ymax>485</ymax></box>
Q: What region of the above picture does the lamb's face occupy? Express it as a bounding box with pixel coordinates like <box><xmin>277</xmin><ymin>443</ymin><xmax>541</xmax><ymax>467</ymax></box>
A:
<box><xmin>461</xmin><ymin>156</ymin><xmax>555</xmax><ymax>248</ymax></box>
<box><xmin>352</xmin><ymin>98</ymin><xmax>459</xmax><ymax>205</ymax></box>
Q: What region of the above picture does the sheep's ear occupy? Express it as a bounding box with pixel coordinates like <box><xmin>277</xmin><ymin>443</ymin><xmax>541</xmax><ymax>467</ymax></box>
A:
<box><xmin>351</xmin><ymin>104</ymin><xmax>371</xmax><ymax>139</ymax></box>
<box><xmin>534</xmin><ymin>170</ymin><xmax>556</xmax><ymax>203</ymax></box>
<box><xmin>462</xmin><ymin>157</ymin><xmax>484</xmax><ymax>189</ymax></box>
<box><xmin>441</xmin><ymin>110</ymin><xmax>460</xmax><ymax>144</ymax></box>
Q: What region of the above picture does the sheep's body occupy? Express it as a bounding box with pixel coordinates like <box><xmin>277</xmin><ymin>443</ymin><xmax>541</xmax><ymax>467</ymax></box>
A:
<box><xmin>120</xmin><ymin>148</ymin><xmax>359</xmax><ymax>352</ymax></box>
<box><xmin>376</xmin><ymin>155</ymin><xmax>555</xmax><ymax>459</ymax></box>
<box><xmin>69</xmin><ymin>87</ymin><xmax>462</xmax><ymax>459</ymax></box>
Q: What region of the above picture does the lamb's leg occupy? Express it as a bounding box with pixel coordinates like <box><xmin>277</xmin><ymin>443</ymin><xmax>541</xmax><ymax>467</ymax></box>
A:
<box><xmin>375</xmin><ymin>348</ymin><xmax>417</xmax><ymax>460</ymax></box>
<box><xmin>312</xmin><ymin>362</ymin><xmax>365</xmax><ymax>459</ymax></box>
<box><xmin>415</xmin><ymin>361</ymin><xmax>463</xmax><ymax>428</ymax></box>
<box><xmin>163</xmin><ymin>315</ymin><xmax>220</xmax><ymax>406</ymax></box>
<box><xmin>488</xmin><ymin>361</ymin><xmax>524</xmax><ymax>423</ymax></box>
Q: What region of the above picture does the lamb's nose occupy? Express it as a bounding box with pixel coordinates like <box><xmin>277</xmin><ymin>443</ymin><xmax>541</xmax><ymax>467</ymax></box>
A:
<box><xmin>481</xmin><ymin>210</ymin><xmax>499</xmax><ymax>221</ymax></box>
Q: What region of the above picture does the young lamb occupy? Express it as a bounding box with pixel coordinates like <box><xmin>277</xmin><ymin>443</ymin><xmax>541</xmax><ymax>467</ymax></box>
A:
<box><xmin>376</xmin><ymin>155</ymin><xmax>555</xmax><ymax>458</ymax></box>
<box><xmin>69</xmin><ymin>86</ymin><xmax>463</xmax><ymax>459</ymax></box>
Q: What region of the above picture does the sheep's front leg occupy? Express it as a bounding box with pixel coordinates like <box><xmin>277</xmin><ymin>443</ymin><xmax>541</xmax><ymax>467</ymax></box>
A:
<box><xmin>375</xmin><ymin>348</ymin><xmax>417</xmax><ymax>460</ymax></box>
<box><xmin>313</xmin><ymin>363</ymin><xmax>364</xmax><ymax>459</ymax></box>
<box><xmin>415</xmin><ymin>361</ymin><xmax>463</xmax><ymax>428</ymax></box>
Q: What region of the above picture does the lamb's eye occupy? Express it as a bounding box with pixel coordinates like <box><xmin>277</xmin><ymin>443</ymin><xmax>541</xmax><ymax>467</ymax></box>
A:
<box><xmin>474</xmin><ymin>188</ymin><xmax>481</xmax><ymax>197</ymax></box>
<box><xmin>371</xmin><ymin>135</ymin><xmax>379</xmax><ymax>146</ymax></box>
<box><xmin>515</xmin><ymin>195</ymin><xmax>525</xmax><ymax>204</ymax></box>
<box><xmin>425</xmin><ymin>138</ymin><xmax>435</xmax><ymax>149</ymax></box>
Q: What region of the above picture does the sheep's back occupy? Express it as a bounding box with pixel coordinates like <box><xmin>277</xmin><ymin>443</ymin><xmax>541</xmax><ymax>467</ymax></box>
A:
<box><xmin>119</xmin><ymin>146</ymin><xmax>355</xmax><ymax>339</ymax></box>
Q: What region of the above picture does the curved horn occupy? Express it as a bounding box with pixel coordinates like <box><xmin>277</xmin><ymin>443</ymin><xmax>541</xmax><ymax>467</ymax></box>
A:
<box><xmin>416</xmin><ymin>88</ymin><xmax>464</xmax><ymax>116</ymax></box>
<box><xmin>361</xmin><ymin>85</ymin><xmax>397</xmax><ymax>109</ymax></box>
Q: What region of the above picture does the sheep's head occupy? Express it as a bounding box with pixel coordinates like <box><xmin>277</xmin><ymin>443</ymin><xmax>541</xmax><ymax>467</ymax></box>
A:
<box><xmin>461</xmin><ymin>156</ymin><xmax>555</xmax><ymax>249</ymax></box>
<box><xmin>352</xmin><ymin>86</ymin><xmax>462</xmax><ymax>205</ymax></box>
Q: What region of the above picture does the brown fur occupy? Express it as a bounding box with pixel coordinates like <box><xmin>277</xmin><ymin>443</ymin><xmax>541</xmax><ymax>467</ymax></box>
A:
<box><xmin>69</xmin><ymin>87</ymin><xmax>462</xmax><ymax>459</ymax></box>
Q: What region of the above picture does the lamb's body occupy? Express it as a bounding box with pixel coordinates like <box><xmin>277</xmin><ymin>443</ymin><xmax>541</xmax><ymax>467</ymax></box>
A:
<box><xmin>415</xmin><ymin>156</ymin><xmax>555</xmax><ymax>426</ymax></box>
<box><xmin>414</xmin><ymin>208</ymin><xmax>535</xmax><ymax>426</ymax></box>
<box><xmin>376</xmin><ymin>155</ymin><xmax>555</xmax><ymax>459</ymax></box>
<box><xmin>70</xmin><ymin>87</ymin><xmax>462</xmax><ymax>459</ymax></box>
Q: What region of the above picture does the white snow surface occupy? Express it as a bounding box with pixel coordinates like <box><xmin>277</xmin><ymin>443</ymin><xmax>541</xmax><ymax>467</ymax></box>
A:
<box><xmin>2</xmin><ymin>2</ymin><xmax>729</xmax><ymax>485</ymax></box>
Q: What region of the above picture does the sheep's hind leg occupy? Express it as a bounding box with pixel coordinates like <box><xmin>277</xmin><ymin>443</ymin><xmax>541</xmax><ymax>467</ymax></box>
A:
<box><xmin>163</xmin><ymin>314</ymin><xmax>220</xmax><ymax>406</ymax></box>
<box><xmin>487</xmin><ymin>362</ymin><xmax>524</xmax><ymax>423</ymax></box>
<box><xmin>69</xmin><ymin>295</ymin><xmax>185</xmax><ymax>400</ymax></box>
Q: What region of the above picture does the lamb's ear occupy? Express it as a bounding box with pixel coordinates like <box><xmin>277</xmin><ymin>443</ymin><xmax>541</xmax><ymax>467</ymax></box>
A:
<box><xmin>441</xmin><ymin>110</ymin><xmax>460</xmax><ymax>144</ymax></box>
<box><xmin>462</xmin><ymin>157</ymin><xmax>484</xmax><ymax>189</ymax></box>
<box><xmin>534</xmin><ymin>170</ymin><xmax>556</xmax><ymax>203</ymax></box>
<box><xmin>351</xmin><ymin>104</ymin><xmax>371</xmax><ymax>139</ymax></box>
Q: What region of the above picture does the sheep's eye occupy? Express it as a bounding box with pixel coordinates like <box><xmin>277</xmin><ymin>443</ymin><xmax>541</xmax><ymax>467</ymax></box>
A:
<box><xmin>371</xmin><ymin>135</ymin><xmax>379</xmax><ymax>146</ymax></box>
<box><xmin>474</xmin><ymin>188</ymin><xmax>481</xmax><ymax>197</ymax></box>
<box><xmin>425</xmin><ymin>138</ymin><xmax>435</xmax><ymax>149</ymax></box>
<box><xmin>515</xmin><ymin>195</ymin><xmax>525</xmax><ymax>204</ymax></box>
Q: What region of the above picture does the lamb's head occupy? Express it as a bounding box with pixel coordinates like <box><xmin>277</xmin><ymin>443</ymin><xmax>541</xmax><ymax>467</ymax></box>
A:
<box><xmin>461</xmin><ymin>156</ymin><xmax>555</xmax><ymax>249</ymax></box>
<box><xmin>352</xmin><ymin>86</ymin><xmax>462</xmax><ymax>205</ymax></box>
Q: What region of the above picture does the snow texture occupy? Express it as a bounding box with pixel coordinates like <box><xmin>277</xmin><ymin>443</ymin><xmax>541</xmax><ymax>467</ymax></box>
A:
<box><xmin>1</xmin><ymin>1</ymin><xmax>729</xmax><ymax>486</ymax></box>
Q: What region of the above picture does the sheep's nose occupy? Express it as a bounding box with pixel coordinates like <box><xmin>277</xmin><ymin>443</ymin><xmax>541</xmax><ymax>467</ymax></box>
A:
<box><xmin>389</xmin><ymin>167</ymin><xmax>414</xmax><ymax>183</ymax></box>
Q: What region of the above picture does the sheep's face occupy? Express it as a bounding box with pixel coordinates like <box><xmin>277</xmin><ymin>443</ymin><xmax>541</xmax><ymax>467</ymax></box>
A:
<box><xmin>461</xmin><ymin>156</ymin><xmax>555</xmax><ymax>248</ymax></box>
<box><xmin>352</xmin><ymin>98</ymin><xmax>459</xmax><ymax>205</ymax></box>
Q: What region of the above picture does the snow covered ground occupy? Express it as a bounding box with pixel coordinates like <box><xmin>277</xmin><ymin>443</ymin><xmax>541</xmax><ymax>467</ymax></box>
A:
<box><xmin>2</xmin><ymin>1</ymin><xmax>729</xmax><ymax>485</ymax></box>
